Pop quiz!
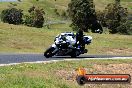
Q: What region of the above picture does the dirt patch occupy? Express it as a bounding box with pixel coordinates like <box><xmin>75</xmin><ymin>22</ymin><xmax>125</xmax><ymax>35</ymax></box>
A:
<box><xmin>55</xmin><ymin>69</ymin><xmax>77</xmax><ymax>81</ymax></box>
<box><xmin>105</xmin><ymin>48</ymin><xmax>132</xmax><ymax>55</ymax></box>
<box><xmin>94</xmin><ymin>63</ymin><xmax>132</xmax><ymax>74</ymax></box>
<box><xmin>55</xmin><ymin>63</ymin><xmax>132</xmax><ymax>88</ymax></box>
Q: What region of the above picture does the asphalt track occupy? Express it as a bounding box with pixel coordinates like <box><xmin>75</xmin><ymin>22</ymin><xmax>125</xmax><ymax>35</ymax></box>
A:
<box><xmin>0</xmin><ymin>53</ymin><xmax>132</xmax><ymax>65</ymax></box>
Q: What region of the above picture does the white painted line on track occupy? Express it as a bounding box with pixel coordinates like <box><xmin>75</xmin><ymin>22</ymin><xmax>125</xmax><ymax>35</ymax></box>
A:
<box><xmin>0</xmin><ymin>57</ymin><xmax>132</xmax><ymax>67</ymax></box>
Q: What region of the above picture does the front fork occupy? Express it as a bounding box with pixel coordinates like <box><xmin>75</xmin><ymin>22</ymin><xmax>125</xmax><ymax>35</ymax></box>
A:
<box><xmin>51</xmin><ymin>44</ymin><xmax>59</xmax><ymax>54</ymax></box>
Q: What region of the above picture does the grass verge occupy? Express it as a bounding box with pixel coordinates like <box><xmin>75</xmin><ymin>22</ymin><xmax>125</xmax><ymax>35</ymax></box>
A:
<box><xmin>0</xmin><ymin>22</ymin><xmax>132</xmax><ymax>55</ymax></box>
<box><xmin>0</xmin><ymin>59</ymin><xmax>132</xmax><ymax>88</ymax></box>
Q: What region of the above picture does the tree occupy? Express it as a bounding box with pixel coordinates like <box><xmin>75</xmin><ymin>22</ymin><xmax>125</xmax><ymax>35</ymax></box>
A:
<box><xmin>116</xmin><ymin>20</ymin><xmax>131</xmax><ymax>34</ymax></box>
<box><xmin>17</xmin><ymin>0</ymin><xmax>21</xmax><ymax>2</ymax></box>
<box><xmin>96</xmin><ymin>11</ymin><xmax>107</xmax><ymax>27</ymax></box>
<box><xmin>67</xmin><ymin>0</ymin><xmax>103</xmax><ymax>33</ymax></box>
<box><xmin>104</xmin><ymin>0</ymin><xmax>129</xmax><ymax>34</ymax></box>
<box><xmin>24</xmin><ymin>6</ymin><xmax>45</xmax><ymax>28</ymax></box>
<box><xmin>1</xmin><ymin>8</ymin><xmax>23</xmax><ymax>25</ymax></box>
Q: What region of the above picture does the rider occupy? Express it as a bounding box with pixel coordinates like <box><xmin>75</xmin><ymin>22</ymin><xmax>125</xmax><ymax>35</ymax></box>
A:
<box><xmin>55</xmin><ymin>32</ymin><xmax>76</xmax><ymax>48</ymax></box>
<box><xmin>55</xmin><ymin>31</ymin><xmax>85</xmax><ymax>52</ymax></box>
<box><xmin>75</xmin><ymin>29</ymin><xmax>85</xmax><ymax>52</ymax></box>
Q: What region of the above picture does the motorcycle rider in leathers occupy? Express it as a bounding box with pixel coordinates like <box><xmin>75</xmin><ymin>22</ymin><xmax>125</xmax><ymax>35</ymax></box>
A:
<box><xmin>75</xmin><ymin>29</ymin><xmax>85</xmax><ymax>53</ymax></box>
<box><xmin>55</xmin><ymin>33</ymin><xmax>76</xmax><ymax>48</ymax></box>
<box><xmin>55</xmin><ymin>30</ymin><xmax>85</xmax><ymax>52</ymax></box>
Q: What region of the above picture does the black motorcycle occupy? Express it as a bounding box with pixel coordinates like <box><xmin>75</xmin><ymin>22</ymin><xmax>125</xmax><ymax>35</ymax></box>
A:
<box><xmin>44</xmin><ymin>32</ymin><xmax>92</xmax><ymax>58</ymax></box>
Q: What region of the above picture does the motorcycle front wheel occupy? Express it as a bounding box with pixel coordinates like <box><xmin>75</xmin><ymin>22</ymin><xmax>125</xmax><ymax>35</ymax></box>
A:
<box><xmin>44</xmin><ymin>47</ymin><xmax>56</xmax><ymax>58</ymax></box>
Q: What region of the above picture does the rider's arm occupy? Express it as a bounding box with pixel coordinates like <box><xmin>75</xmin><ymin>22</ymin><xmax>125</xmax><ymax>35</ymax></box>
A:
<box><xmin>55</xmin><ymin>37</ymin><xmax>60</xmax><ymax>44</ymax></box>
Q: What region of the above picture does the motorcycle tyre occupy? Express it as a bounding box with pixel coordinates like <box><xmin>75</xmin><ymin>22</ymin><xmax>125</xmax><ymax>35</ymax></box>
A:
<box><xmin>44</xmin><ymin>47</ymin><xmax>55</xmax><ymax>58</ymax></box>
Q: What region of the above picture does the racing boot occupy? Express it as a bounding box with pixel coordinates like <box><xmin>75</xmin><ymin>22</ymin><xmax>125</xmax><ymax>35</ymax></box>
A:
<box><xmin>81</xmin><ymin>49</ymin><xmax>88</xmax><ymax>54</ymax></box>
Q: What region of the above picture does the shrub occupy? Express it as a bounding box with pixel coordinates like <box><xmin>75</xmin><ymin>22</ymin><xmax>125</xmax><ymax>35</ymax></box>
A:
<box><xmin>96</xmin><ymin>11</ymin><xmax>107</xmax><ymax>27</ymax></box>
<box><xmin>23</xmin><ymin>15</ymin><xmax>33</xmax><ymax>27</ymax></box>
<box><xmin>116</xmin><ymin>21</ymin><xmax>131</xmax><ymax>34</ymax></box>
<box><xmin>1</xmin><ymin>8</ymin><xmax>23</xmax><ymax>25</ymax></box>
<box><xmin>24</xmin><ymin>6</ymin><xmax>45</xmax><ymax>28</ymax></box>
<box><xmin>104</xmin><ymin>0</ymin><xmax>129</xmax><ymax>34</ymax></box>
<box><xmin>61</xmin><ymin>10</ymin><xmax>68</xmax><ymax>19</ymax></box>
<box><xmin>67</xmin><ymin>0</ymin><xmax>96</xmax><ymax>32</ymax></box>
<box><xmin>67</xmin><ymin>0</ymin><xmax>103</xmax><ymax>33</ymax></box>
<box><xmin>54</xmin><ymin>8</ymin><xmax>60</xmax><ymax>16</ymax></box>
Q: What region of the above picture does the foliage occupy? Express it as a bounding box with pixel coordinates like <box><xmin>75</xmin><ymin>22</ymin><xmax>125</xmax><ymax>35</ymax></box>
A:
<box><xmin>54</xmin><ymin>8</ymin><xmax>60</xmax><ymax>16</ymax></box>
<box><xmin>67</xmin><ymin>0</ymin><xmax>103</xmax><ymax>32</ymax></box>
<box><xmin>17</xmin><ymin>0</ymin><xmax>22</xmax><ymax>2</ymax></box>
<box><xmin>116</xmin><ymin>20</ymin><xmax>131</xmax><ymax>34</ymax></box>
<box><xmin>96</xmin><ymin>11</ymin><xmax>107</xmax><ymax>27</ymax></box>
<box><xmin>96</xmin><ymin>0</ymin><xmax>131</xmax><ymax>34</ymax></box>
<box><xmin>1</xmin><ymin>8</ymin><xmax>23</xmax><ymax>25</ymax></box>
<box><xmin>103</xmin><ymin>0</ymin><xmax>129</xmax><ymax>34</ymax></box>
<box><xmin>24</xmin><ymin>6</ymin><xmax>45</xmax><ymax>28</ymax></box>
<box><xmin>61</xmin><ymin>10</ymin><xmax>68</xmax><ymax>20</ymax></box>
<box><xmin>23</xmin><ymin>15</ymin><xmax>33</xmax><ymax>27</ymax></box>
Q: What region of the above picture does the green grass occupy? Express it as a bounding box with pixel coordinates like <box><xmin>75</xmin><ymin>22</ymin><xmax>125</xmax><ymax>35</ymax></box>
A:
<box><xmin>0</xmin><ymin>1</ymin><xmax>131</xmax><ymax>87</ymax></box>
<box><xmin>0</xmin><ymin>0</ymin><xmax>131</xmax><ymax>55</ymax></box>
<box><xmin>0</xmin><ymin>22</ymin><xmax>132</xmax><ymax>55</ymax></box>
<box><xmin>0</xmin><ymin>22</ymin><xmax>71</xmax><ymax>53</ymax></box>
<box><xmin>93</xmin><ymin>0</ymin><xmax>132</xmax><ymax>12</ymax></box>
<box><xmin>0</xmin><ymin>59</ymin><xmax>132</xmax><ymax>88</ymax></box>
<box><xmin>86</xmin><ymin>33</ymin><xmax>132</xmax><ymax>55</ymax></box>
<box><xmin>0</xmin><ymin>0</ymin><xmax>131</xmax><ymax>19</ymax></box>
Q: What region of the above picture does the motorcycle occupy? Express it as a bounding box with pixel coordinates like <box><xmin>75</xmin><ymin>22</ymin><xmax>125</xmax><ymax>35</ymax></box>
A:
<box><xmin>44</xmin><ymin>32</ymin><xmax>92</xmax><ymax>58</ymax></box>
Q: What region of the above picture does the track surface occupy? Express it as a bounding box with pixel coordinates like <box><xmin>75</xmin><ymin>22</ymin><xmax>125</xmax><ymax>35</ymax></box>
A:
<box><xmin>0</xmin><ymin>54</ymin><xmax>132</xmax><ymax>64</ymax></box>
